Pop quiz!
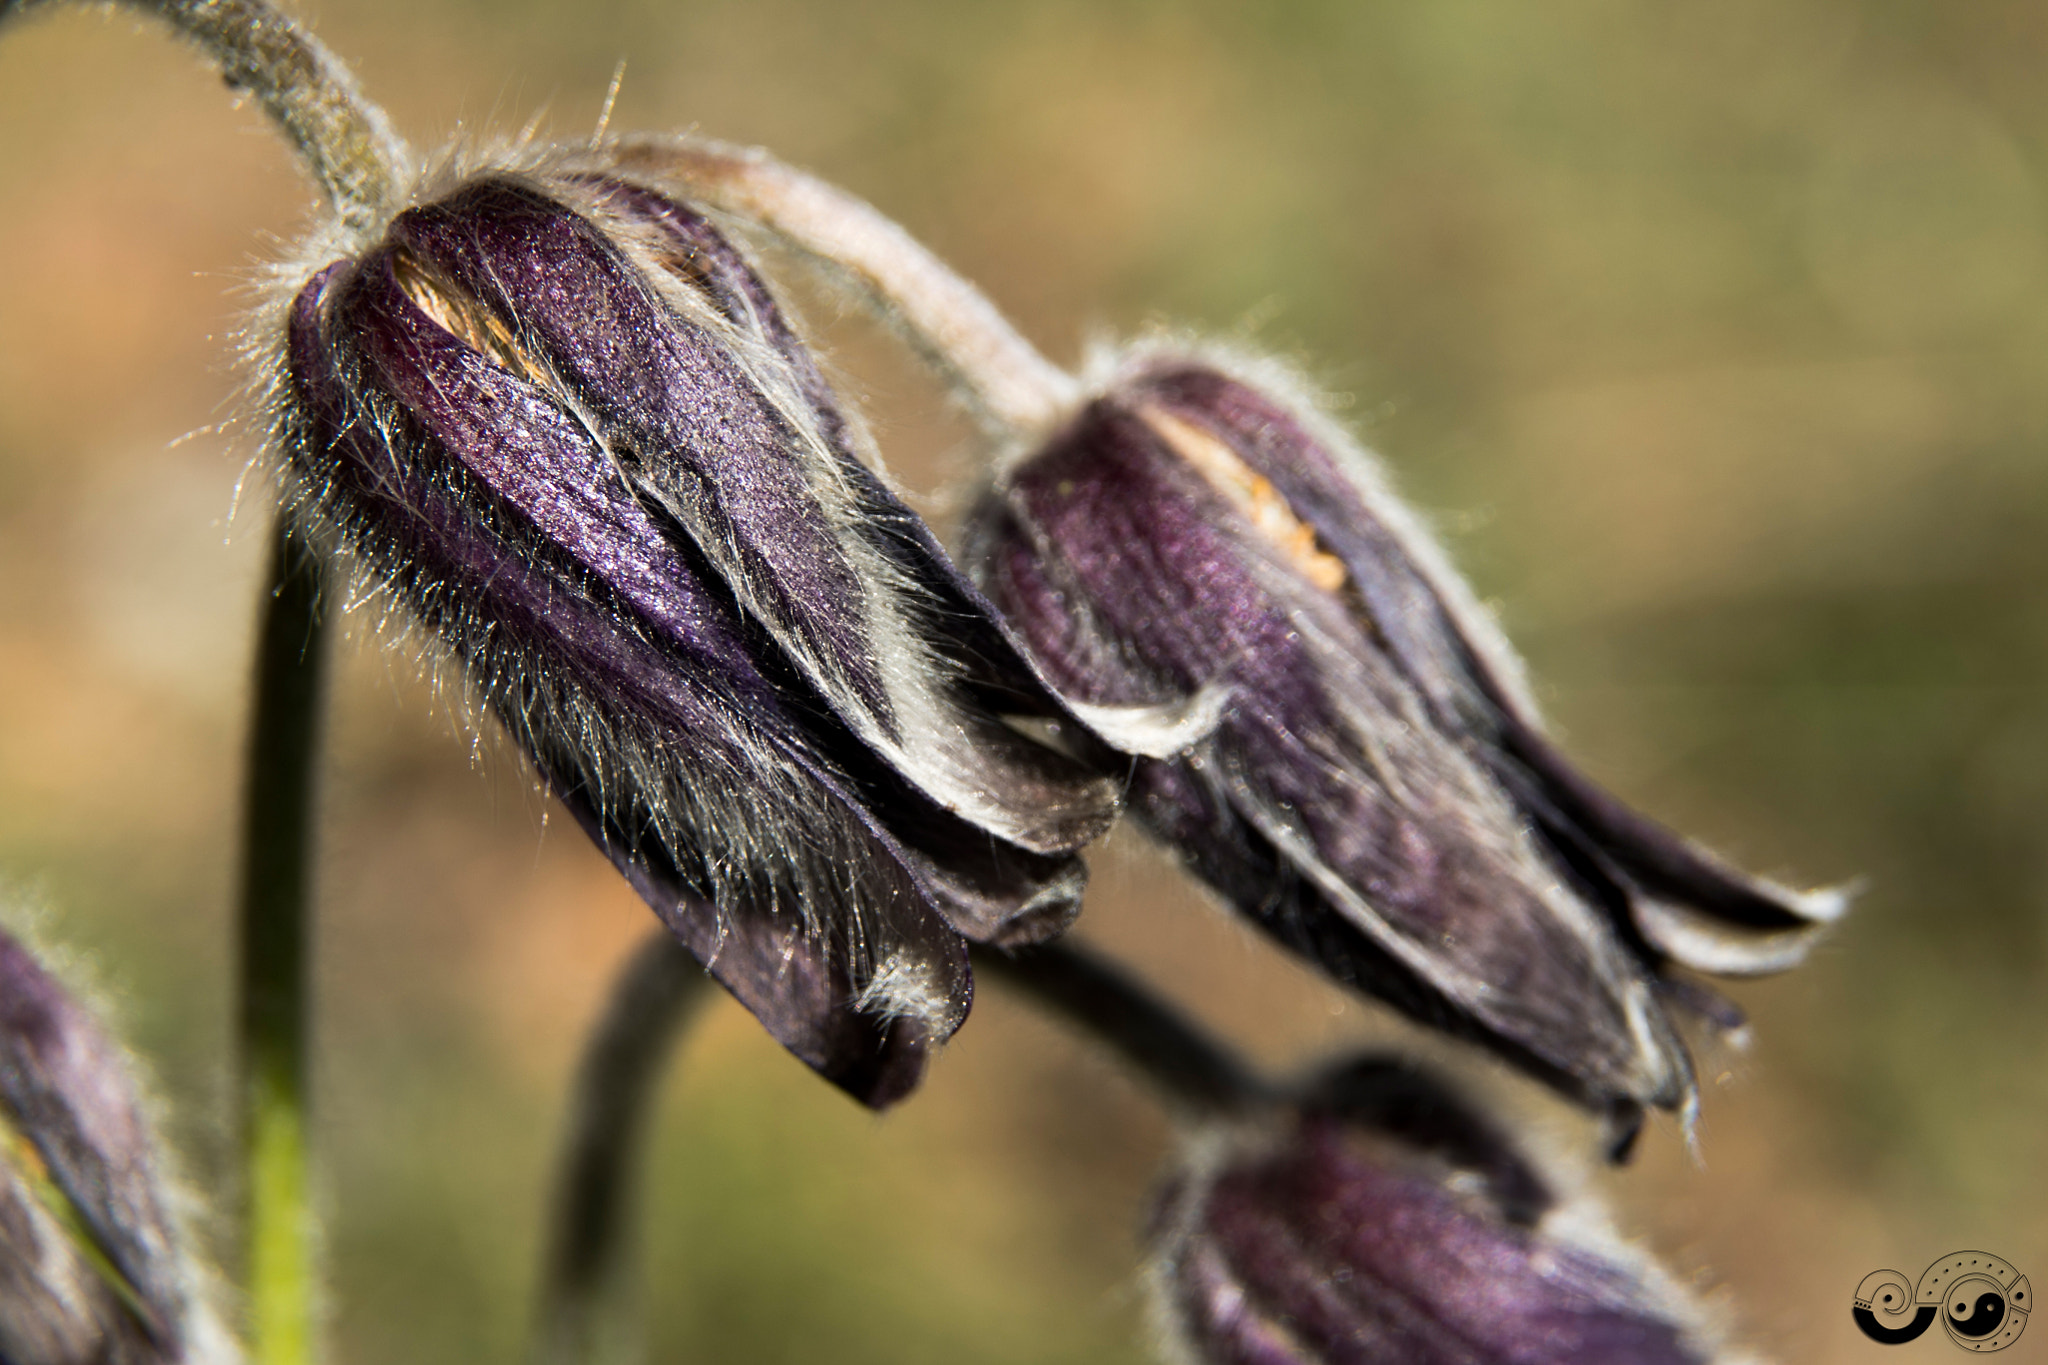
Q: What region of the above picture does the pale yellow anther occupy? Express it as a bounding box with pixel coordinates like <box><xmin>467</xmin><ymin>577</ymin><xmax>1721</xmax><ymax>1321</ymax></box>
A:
<box><xmin>1140</xmin><ymin>405</ymin><xmax>1349</xmax><ymax>593</ymax></box>
<box><xmin>393</xmin><ymin>253</ymin><xmax>556</xmax><ymax>391</ymax></box>
<box><xmin>1</xmin><ymin>1103</ymin><xmax>156</xmax><ymax>1327</ymax></box>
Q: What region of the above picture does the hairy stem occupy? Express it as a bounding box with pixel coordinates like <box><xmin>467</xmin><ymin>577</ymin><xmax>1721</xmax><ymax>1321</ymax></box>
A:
<box><xmin>606</xmin><ymin>135</ymin><xmax>1078</xmax><ymax>437</ymax></box>
<box><xmin>0</xmin><ymin>0</ymin><xmax>408</xmax><ymax>230</ymax></box>
<box><xmin>972</xmin><ymin>941</ymin><xmax>1273</xmax><ymax>1120</ymax></box>
<box><xmin>237</xmin><ymin>517</ymin><xmax>331</xmax><ymax>1365</ymax></box>
<box><xmin>532</xmin><ymin>932</ymin><xmax>712</xmax><ymax>1365</ymax></box>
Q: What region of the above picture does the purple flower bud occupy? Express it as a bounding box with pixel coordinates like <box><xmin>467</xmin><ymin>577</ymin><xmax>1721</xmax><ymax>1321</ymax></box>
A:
<box><xmin>966</xmin><ymin>347</ymin><xmax>1843</xmax><ymax>1121</ymax></box>
<box><xmin>275</xmin><ymin>164</ymin><xmax>1131</xmax><ymax>1105</ymax></box>
<box><xmin>0</xmin><ymin>924</ymin><xmax>222</xmax><ymax>1364</ymax></box>
<box><xmin>1149</xmin><ymin>1057</ymin><xmax>1728</xmax><ymax>1365</ymax></box>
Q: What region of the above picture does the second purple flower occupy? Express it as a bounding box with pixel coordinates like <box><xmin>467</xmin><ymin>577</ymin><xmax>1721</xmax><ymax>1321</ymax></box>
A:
<box><xmin>966</xmin><ymin>346</ymin><xmax>1843</xmax><ymax>1128</ymax></box>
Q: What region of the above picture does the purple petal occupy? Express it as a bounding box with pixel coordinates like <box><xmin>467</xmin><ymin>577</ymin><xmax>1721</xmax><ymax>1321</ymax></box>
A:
<box><xmin>389</xmin><ymin>179</ymin><xmax>1120</xmax><ymax>860</ymax></box>
<box><xmin>1132</xmin><ymin>362</ymin><xmax>1842</xmax><ymax>968</ymax></box>
<box><xmin>0</xmin><ymin>926</ymin><xmax>184</xmax><ymax>1351</ymax></box>
<box><xmin>391</xmin><ymin>181</ymin><xmax>893</xmax><ymax>720</ymax></box>
<box><xmin>981</xmin><ymin>397</ymin><xmax>1686</xmax><ymax>1112</ymax></box>
<box><xmin>292</xmin><ymin>260</ymin><xmax>982</xmax><ymax>1098</ymax></box>
<box><xmin>1159</xmin><ymin>1106</ymin><xmax>1712</xmax><ymax>1365</ymax></box>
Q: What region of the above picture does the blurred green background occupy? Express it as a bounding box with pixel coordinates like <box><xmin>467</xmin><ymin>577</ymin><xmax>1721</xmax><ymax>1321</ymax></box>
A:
<box><xmin>3</xmin><ymin>0</ymin><xmax>2046</xmax><ymax>1360</ymax></box>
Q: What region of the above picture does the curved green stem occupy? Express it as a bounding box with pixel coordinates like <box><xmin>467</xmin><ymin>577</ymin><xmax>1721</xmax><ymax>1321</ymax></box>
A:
<box><xmin>237</xmin><ymin>516</ymin><xmax>331</xmax><ymax>1365</ymax></box>
<box><xmin>0</xmin><ymin>0</ymin><xmax>408</xmax><ymax>229</ymax></box>
<box><xmin>532</xmin><ymin>932</ymin><xmax>712</xmax><ymax>1365</ymax></box>
<box><xmin>0</xmin><ymin>1</ymin><xmax>405</xmax><ymax>1339</ymax></box>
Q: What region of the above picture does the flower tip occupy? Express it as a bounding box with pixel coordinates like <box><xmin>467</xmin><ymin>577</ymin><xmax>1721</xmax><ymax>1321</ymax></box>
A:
<box><xmin>1791</xmin><ymin>879</ymin><xmax>1858</xmax><ymax>925</ymax></box>
<box><xmin>1633</xmin><ymin>896</ymin><xmax>1837</xmax><ymax>978</ymax></box>
<box><xmin>1063</xmin><ymin>682</ymin><xmax>1232</xmax><ymax>760</ymax></box>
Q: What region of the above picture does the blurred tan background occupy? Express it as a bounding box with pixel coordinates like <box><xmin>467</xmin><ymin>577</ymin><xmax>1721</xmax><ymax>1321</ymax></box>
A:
<box><xmin>3</xmin><ymin>0</ymin><xmax>2046</xmax><ymax>1360</ymax></box>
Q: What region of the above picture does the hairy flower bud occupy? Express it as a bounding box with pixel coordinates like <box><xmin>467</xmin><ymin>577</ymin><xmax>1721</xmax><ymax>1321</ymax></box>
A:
<box><xmin>966</xmin><ymin>346</ymin><xmax>1843</xmax><ymax>1123</ymax></box>
<box><xmin>0</xmin><ymin>924</ymin><xmax>224</xmax><ymax>1364</ymax></box>
<box><xmin>275</xmin><ymin>162</ymin><xmax>1151</xmax><ymax>1105</ymax></box>
<box><xmin>1149</xmin><ymin>1056</ymin><xmax>1735</xmax><ymax>1365</ymax></box>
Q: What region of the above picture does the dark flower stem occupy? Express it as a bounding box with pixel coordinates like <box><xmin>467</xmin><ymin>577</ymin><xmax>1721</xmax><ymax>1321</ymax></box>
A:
<box><xmin>0</xmin><ymin>4</ymin><xmax>404</xmax><ymax>1356</ymax></box>
<box><xmin>971</xmin><ymin>942</ymin><xmax>1275</xmax><ymax>1120</ymax></box>
<box><xmin>532</xmin><ymin>932</ymin><xmax>712</xmax><ymax>1365</ymax></box>
<box><xmin>0</xmin><ymin>0</ymin><xmax>407</xmax><ymax>230</ymax></box>
<box><xmin>529</xmin><ymin>935</ymin><xmax>1263</xmax><ymax>1364</ymax></box>
<box><xmin>237</xmin><ymin>517</ymin><xmax>331</xmax><ymax>1365</ymax></box>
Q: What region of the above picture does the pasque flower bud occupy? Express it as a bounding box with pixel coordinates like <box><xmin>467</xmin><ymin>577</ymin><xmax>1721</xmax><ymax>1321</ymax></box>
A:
<box><xmin>1149</xmin><ymin>1056</ymin><xmax>1733</xmax><ymax>1365</ymax></box>
<box><xmin>966</xmin><ymin>346</ymin><xmax>1843</xmax><ymax>1123</ymax></box>
<box><xmin>0</xmin><ymin>924</ymin><xmax>225</xmax><ymax>1364</ymax></box>
<box><xmin>275</xmin><ymin>161</ymin><xmax>1160</xmax><ymax>1105</ymax></box>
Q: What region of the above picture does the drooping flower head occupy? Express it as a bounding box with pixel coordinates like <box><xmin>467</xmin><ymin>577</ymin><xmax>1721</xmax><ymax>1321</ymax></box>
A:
<box><xmin>0</xmin><ymin>922</ymin><xmax>229</xmax><ymax>1364</ymax></box>
<box><xmin>274</xmin><ymin>158</ymin><xmax>1183</xmax><ymax>1105</ymax></box>
<box><xmin>966</xmin><ymin>343</ymin><xmax>1844</xmax><ymax>1127</ymax></box>
<box><xmin>1148</xmin><ymin>1055</ymin><xmax>1743</xmax><ymax>1365</ymax></box>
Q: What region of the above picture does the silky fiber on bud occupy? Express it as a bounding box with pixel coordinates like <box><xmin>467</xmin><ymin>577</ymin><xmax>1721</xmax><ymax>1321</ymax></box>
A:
<box><xmin>966</xmin><ymin>343</ymin><xmax>1844</xmax><ymax>1124</ymax></box>
<box><xmin>1148</xmin><ymin>1056</ymin><xmax>1742</xmax><ymax>1365</ymax></box>
<box><xmin>273</xmin><ymin>157</ymin><xmax>1130</xmax><ymax>1105</ymax></box>
<box><xmin>0</xmin><ymin>923</ymin><xmax>221</xmax><ymax>1364</ymax></box>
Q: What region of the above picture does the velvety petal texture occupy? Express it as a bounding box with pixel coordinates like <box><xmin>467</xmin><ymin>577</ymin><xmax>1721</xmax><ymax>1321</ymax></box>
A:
<box><xmin>966</xmin><ymin>345</ymin><xmax>1842</xmax><ymax>1121</ymax></box>
<box><xmin>276</xmin><ymin>163</ymin><xmax>1123</xmax><ymax>1104</ymax></box>
<box><xmin>1149</xmin><ymin>1057</ymin><xmax>1729</xmax><ymax>1365</ymax></box>
<box><xmin>0</xmin><ymin>924</ymin><xmax>213</xmax><ymax>1364</ymax></box>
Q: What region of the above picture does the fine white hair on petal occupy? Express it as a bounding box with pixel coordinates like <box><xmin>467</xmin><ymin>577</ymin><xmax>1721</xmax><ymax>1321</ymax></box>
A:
<box><xmin>853</xmin><ymin>948</ymin><xmax>962</xmax><ymax>1034</ymax></box>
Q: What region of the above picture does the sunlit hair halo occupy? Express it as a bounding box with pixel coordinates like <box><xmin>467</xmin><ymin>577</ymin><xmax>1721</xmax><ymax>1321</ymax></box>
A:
<box><xmin>277</xmin><ymin>159</ymin><xmax>1138</xmax><ymax>1104</ymax></box>
<box><xmin>0</xmin><ymin>1</ymin><xmax>1839</xmax><ymax>1362</ymax></box>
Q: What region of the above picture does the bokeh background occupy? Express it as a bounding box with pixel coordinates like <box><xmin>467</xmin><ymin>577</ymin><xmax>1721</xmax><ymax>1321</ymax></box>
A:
<box><xmin>3</xmin><ymin>0</ymin><xmax>2046</xmax><ymax>1360</ymax></box>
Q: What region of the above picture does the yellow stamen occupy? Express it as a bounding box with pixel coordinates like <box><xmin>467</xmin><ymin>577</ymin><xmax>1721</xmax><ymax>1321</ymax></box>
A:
<box><xmin>1</xmin><ymin>1103</ymin><xmax>160</xmax><ymax>1332</ymax></box>
<box><xmin>1140</xmin><ymin>405</ymin><xmax>1349</xmax><ymax>593</ymax></box>
<box><xmin>392</xmin><ymin>252</ymin><xmax>556</xmax><ymax>390</ymax></box>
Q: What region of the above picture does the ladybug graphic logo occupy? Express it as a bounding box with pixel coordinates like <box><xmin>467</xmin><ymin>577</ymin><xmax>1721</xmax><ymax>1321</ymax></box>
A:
<box><xmin>1854</xmin><ymin>1252</ymin><xmax>2030</xmax><ymax>1352</ymax></box>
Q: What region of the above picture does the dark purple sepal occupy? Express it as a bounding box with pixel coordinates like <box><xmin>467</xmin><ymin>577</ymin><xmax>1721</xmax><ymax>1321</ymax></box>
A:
<box><xmin>386</xmin><ymin>180</ymin><xmax>1121</xmax><ymax>862</ymax></box>
<box><xmin>1129</xmin><ymin>361</ymin><xmax>1845</xmax><ymax>969</ymax></box>
<box><xmin>974</xmin><ymin>397</ymin><xmax>1687</xmax><ymax>1116</ymax></box>
<box><xmin>587</xmin><ymin>174</ymin><xmax>1125</xmax><ymax>748</ymax></box>
<box><xmin>579</xmin><ymin>173</ymin><xmax>1146</xmax><ymax>840</ymax></box>
<box><xmin>390</xmin><ymin>180</ymin><xmax>893</xmax><ymax>722</ymax></box>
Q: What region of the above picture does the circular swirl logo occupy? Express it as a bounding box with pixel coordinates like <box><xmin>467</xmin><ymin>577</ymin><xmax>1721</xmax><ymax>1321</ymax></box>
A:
<box><xmin>1854</xmin><ymin>1252</ymin><xmax>2030</xmax><ymax>1352</ymax></box>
